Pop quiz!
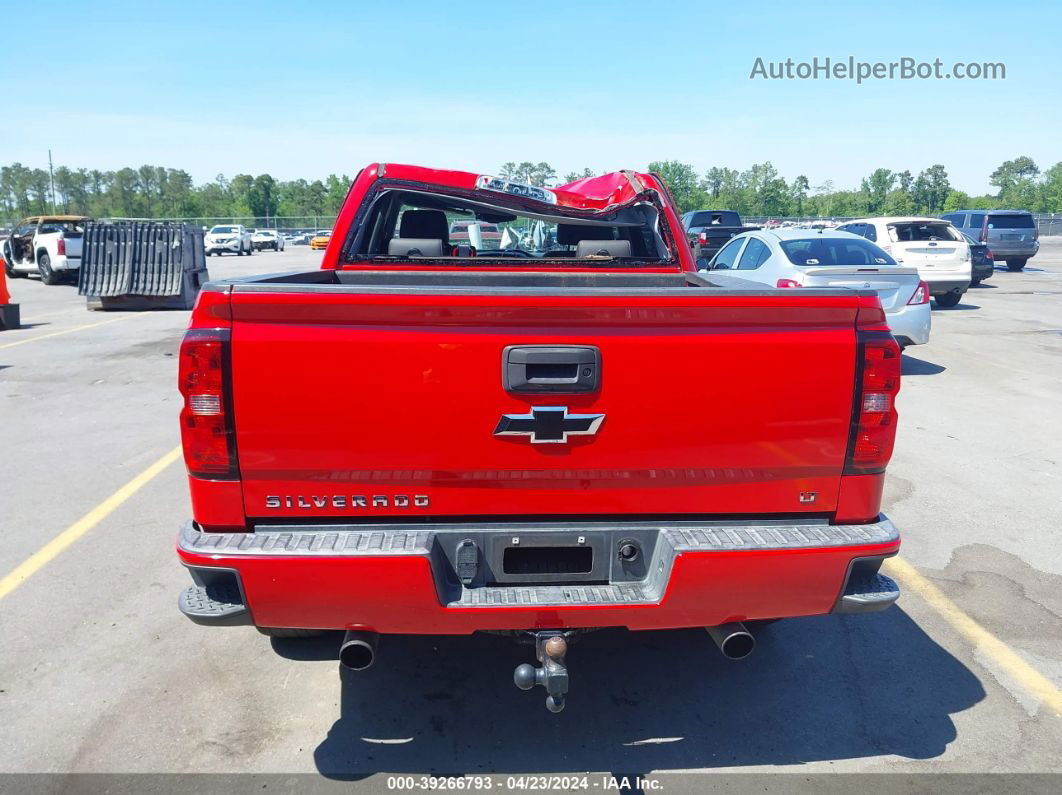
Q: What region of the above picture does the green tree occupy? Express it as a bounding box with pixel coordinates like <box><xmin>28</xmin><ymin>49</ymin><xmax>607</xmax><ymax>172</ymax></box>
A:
<box><xmin>942</xmin><ymin>190</ymin><xmax>970</xmax><ymax>213</ymax></box>
<box><xmin>646</xmin><ymin>160</ymin><xmax>705</xmax><ymax>214</ymax></box>
<box><xmin>989</xmin><ymin>156</ymin><xmax>1039</xmax><ymax>196</ymax></box>
<box><xmin>912</xmin><ymin>165</ymin><xmax>950</xmax><ymax>214</ymax></box>
<box><xmin>1039</xmin><ymin>162</ymin><xmax>1062</xmax><ymax>212</ymax></box>
<box><xmin>53</xmin><ymin>166</ymin><xmax>74</xmax><ymax>213</ymax></box>
<box><xmin>703</xmin><ymin>167</ymin><xmax>725</xmax><ymax>198</ymax></box>
<box><xmin>561</xmin><ymin>168</ymin><xmax>595</xmax><ymax>184</ymax></box>
<box><xmin>500</xmin><ymin>161</ymin><xmax>556</xmax><ymax>187</ymax></box>
<box><xmin>811</xmin><ymin>179</ymin><xmax>835</xmax><ymax>216</ymax></box>
<box><xmin>789</xmin><ymin>175</ymin><xmax>810</xmax><ymax>215</ymax></box>
<box><xmin>324</xmin><ymin>174</ymin><xmax>350</xmax><ymax>213</ymax></box>
<box><xmin>247</xmin><ymin>174</ymin><xmax>279</xmax><ymax>221</ymax></box>
<box><xmin>861</xmin><ymin>168</ymin><xmax>894</xmax><ymax>214</ymax></box>
<box><xmin>883</xmin><ymin>189</ymin><xmax>914</xmax><ymax>216</ymax></box>
<box><xmin>27</xmin><ymin>168</ymin><xmax>52</xmax><ymax>213</ymax></box>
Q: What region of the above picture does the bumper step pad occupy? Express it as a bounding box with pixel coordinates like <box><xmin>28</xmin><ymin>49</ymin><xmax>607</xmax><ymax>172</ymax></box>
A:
<box><xmin>178</xmin><ymin>517</ymin><xmax>901</xmax><ymax>613</ymax></box>
<box><xmin>835</xmin><ymin>572</ymin><xmax>900</xmax><ymax>613</ymax></box>
<box><xmin>178</xmin><ymin>582</ymin><xmax>251</xmax><ymax>626</ymax></box>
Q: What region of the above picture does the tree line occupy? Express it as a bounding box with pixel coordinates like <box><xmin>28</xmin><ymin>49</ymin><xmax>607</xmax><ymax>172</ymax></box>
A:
<box><xmin>0</xmin><ymin>164</ymin><xmax>352</xmax><ymax>222</ymax></box>
<box><xmin>3</xmin><ymin>156</ymin><xmax>1061</xmax><ymax>223</ymax></box>
<box><xmin>507</xmin><ymin>157</ymin><xmax>1062</xmax><ymax>218</ymax></box>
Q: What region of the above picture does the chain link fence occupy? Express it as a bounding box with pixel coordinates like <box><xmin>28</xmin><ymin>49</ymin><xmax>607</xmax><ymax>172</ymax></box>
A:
<box><xmin>0</xmin><ymin>215</ymin><xmax>339</xmax><ymax>235</ymax></box>
<box><xmin>744</xmin><ymin>213</ymin><xmax>1062</xmax><ymax>235</ymax></box>
<box><xmin>5</xmin><ymin>212</ymin><xmax>1062</xmax><ymax>235</ymax></box>
<box><xmin>106</xmin><ymin>216</ymin><xmax>340</xmax><ymax>234</ymax></box>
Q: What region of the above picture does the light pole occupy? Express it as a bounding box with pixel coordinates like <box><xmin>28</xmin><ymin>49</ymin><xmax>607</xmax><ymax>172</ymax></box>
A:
<box><xmin>48</xmin><ymin>149</ymin><xmax>57</xmax><ymax>213</ymax></box>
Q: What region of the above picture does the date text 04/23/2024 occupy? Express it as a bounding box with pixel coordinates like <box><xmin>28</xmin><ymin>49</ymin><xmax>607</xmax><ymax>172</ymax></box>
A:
<box><xmin>385</xmin><ymin>776</ymin><xmax>664</xmax><ymax>791</ymax></box>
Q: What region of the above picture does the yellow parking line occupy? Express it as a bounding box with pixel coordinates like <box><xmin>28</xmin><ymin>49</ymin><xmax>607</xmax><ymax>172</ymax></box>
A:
<box><xmin>0</xmin><ymin>446</ymin><xmax>183</xmax><ymax>600</ymax></box>
<box><xmin>886</xmin><ymin>556</ymin><xmax>1062</xmax><ymax>716</ymax></box>
<box><xmin>0</xmin><ymin>312</ymin><xmax>143</xmax><ymax>350</ymax></box>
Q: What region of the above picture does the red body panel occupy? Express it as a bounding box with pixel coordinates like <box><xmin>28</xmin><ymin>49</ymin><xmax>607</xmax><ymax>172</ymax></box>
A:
<box><xmin>227</xmin><ymin>291</ymin><xmax>860</xmax><ymax>521</ymax></box>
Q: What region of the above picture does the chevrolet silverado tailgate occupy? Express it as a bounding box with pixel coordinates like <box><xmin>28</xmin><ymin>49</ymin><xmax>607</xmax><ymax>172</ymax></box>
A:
<box><xmin>227</xmin><ymin>278</ymin><xmax>861</xmax><ymax>520</ymax></box>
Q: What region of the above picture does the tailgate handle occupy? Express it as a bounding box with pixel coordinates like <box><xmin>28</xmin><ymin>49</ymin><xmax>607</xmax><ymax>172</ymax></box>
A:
<box><xmin>503</xmin><ymin>345</ymin><xmax>600</xmax><ymax>393</ymax></box>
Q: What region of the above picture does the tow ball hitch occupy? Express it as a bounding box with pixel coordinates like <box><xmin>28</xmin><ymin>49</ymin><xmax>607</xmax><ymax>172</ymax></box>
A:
<box><xmin>513</xmin><ymin>632</ymin><xmax>570</xmax><ymax>713</ymax></box>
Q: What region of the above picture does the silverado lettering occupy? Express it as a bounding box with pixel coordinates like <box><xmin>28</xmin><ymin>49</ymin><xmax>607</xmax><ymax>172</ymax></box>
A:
<box><xmin>264</xmin><ymin>495</ymin><xmax>430</xmax><ymax>509</ymax></box>
<box><xmin>176</xmin><ymin>164</ymin><xmax>902</xmax><ymax>713</ymax></box>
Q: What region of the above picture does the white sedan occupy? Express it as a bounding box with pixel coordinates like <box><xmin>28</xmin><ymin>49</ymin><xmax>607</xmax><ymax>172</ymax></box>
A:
<box><xmin>705</xmin><ymin>228</ymin><xmax>931</xmax><ymax>348</ymax></box>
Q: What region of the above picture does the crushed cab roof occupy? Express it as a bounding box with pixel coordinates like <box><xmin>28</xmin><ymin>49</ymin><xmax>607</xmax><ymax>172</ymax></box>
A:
<box><xmin>376</xmin><ymin>163</ymin><xmax>656</xmax><ymax>212</ymax></box>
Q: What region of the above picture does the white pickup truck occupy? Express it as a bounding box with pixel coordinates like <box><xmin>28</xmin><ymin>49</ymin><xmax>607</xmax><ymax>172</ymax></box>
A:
<box><xmin>204</xmin><ymin>224</ymin><xmax>253</xmax><ymax>256</ymax></box>
<box><xmin>2</xmin><ymin>215</ymin><xmax>87</xmax><ymax>285</ymax></box>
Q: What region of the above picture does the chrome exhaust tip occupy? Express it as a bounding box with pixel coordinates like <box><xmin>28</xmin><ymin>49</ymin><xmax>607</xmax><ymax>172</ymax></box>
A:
<box><xmin>339</xmin><ymin>630</ymin><xmax>378</xmax><ymax>671</ymax></box>
<box><xmin>705</xmin><ymin>622</ymin><xmax>755</xmax><ymax>660</ymax></box>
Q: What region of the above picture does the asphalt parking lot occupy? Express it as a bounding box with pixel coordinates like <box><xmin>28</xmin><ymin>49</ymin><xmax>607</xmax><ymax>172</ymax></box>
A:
<box><xmin>1</xmin><ymin>241</ymin><xmax>1060</xmax><ymax>787</ymax></box>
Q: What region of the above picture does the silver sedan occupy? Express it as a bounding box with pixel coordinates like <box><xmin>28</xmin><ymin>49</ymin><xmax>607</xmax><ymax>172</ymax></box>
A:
<box><xmin>704</xmin><ymin>228</ymin><xmax>931</xmax><ymax>348</ymax></box>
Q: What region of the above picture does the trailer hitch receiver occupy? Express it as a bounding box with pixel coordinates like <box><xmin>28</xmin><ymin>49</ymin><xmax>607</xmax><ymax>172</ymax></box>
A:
<box><xmin>513</xmin><ymin>632</ymin><xmax>569</xmax><ymax>712</ymax></box>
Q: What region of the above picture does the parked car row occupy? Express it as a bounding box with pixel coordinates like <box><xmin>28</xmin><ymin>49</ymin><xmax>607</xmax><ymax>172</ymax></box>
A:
<box><xmin>204</xmin><ymin>226</ymin><xmax>296</xmax><ymax>255</ymax></box>
<box><xmin>688</xmin><ymin>209</ymin><xmax>1041</xmax><ymax>350</ymax></box>
<box><xmin>1</xmin><ymin>217</ymin><xmax>332</xmax><ymax>283</ymax></box>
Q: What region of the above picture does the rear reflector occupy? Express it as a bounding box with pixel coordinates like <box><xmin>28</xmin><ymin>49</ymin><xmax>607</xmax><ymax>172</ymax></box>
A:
<box><xmin>907</xmin><ymin>280</ymin><xmax>929</xmax><ymax>305</ymax></box>
<box><xmin>179</xmin><ymin>328</ymin><xmax>238</xmax><ymax>478</ymax></box>
<box><xmin>862</xmin><ymin>393</ymin><xmax>891</xmax><ymax>413</ymax></box>
<box><xmin>845</xmin><ymin>330</ymin><xmax>901</xmax><ymax>475</ymax></box>
<box><xmin>189</xmin><ymin>394</ymin><xmax>222</xmax><ymax>415</ymax></box>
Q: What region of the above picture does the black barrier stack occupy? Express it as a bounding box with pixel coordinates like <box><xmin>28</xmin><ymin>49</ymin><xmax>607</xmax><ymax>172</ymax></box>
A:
<box><xmin>78</xmin><ymin>222</ymin><xmax>209</xmax><ymax>310</ymax></box>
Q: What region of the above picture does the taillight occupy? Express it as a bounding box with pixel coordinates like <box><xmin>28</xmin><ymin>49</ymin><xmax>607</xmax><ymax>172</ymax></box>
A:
<box><xmin>178</xmin><ymin>328</ymin><xmax>238</xmax><ymax>478</ymax></box>
<box><xmin>1033</xmin><ymin>226</ymin><xmax>1039</xmax><ymax>241</ymax></box>
<box><xmin>986</xmin><ymin>249</ymin><xmax>994</xmax><ymax>261</ymax></box>
<box><xmin>907</xmin><ymin>280</ymin><xmax>929</xmax><ymax>305</ymax></box>
<box><xmin>776</xmin><ymin>278</ymin><xmax>802</xmax><ymax>288</ymax></box>
<box><xmin>844</xmin><ymin>331</ymin><xmax>901</xmax><ymax>475</ymax></box>
<box><xmin>698</xmin><ymin>231</ymin><xmax>708</xmax><ymax>245</ymax></box>
<box><xmin>979</xmin><ymin>217</ymin><xmax>988</xmax><ymax>243</ymax></box>
<box><xmin>57</xmin><ymin>235</ymin><xmax>65</xmax><ymax>256</ymax></box>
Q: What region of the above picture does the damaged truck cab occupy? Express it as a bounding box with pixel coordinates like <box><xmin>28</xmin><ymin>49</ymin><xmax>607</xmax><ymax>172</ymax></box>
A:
<box><xmin>176</xmin><ymin>164</ymin><xmax>901</xmax><ymax>712</ymax></box>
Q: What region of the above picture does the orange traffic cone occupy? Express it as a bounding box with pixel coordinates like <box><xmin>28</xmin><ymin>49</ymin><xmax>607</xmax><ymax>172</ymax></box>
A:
<box><xmin>0</xmin><ymin>254</ymin><xmax>20</xmax><ymax>330</ymax></box>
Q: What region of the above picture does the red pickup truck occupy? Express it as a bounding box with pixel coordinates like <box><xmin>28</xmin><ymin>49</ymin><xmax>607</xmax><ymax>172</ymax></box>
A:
<box><xmin>176</xmin><ymin>164</ymin><xmax>901</xmax><ymax>712</ymax></box>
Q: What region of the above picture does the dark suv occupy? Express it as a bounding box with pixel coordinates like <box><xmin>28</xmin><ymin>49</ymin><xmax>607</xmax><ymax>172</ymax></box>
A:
<box><xmin>940</xmin><ymin>210</ymin><xmax>1039</xmax><ymax>271</ymax></box>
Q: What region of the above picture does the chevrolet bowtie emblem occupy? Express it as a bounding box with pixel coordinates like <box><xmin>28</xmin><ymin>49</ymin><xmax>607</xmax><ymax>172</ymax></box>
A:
<box><xmin>494</xmin><ymin>406</ymin><xmax>605</xmax><ymax>444</ymax></box>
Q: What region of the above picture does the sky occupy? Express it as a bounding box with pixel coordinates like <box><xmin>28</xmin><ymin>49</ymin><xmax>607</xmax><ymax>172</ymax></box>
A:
<box><xmin>3</xmin><ymin>0</ymin><xmax>1060</xmax><ymax>195</ymax></box>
